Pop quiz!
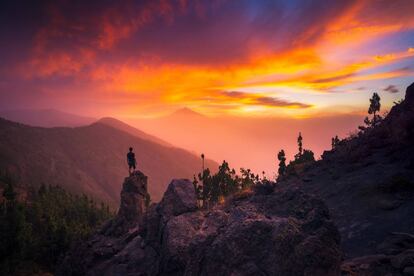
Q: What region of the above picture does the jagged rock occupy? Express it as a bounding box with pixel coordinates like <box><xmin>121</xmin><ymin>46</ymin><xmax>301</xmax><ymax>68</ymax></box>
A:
<box><xmin>341</xmin><ymin>236</ymin><xmax>414</xmax><ymax>276</ymax></box>
<box><xmin>157</xmin><ymin>179</ymin><xmax>197</xmax><ymax>220</ymax></box>
<box><xmin>100</xmin><ymin>171</ymin><xmax>150</xmax><ymax>237</ymax></box>
<box><xmin>377</xmin><ymin>232</ymin><xmax>414</xmax><ymax>255</ymax></box>
<box><xmin>391</xmin><ymin>249</ymin><xmax>414</xmax><ymax>269</ymax></box>
<box><xmin>341</xmin><ymin>232</ymin><xmax>414</xmax><ymax>276</ymax></box>
<box><xmin>118</xmin><ymin>171</ymin><xmax>148</xmax><ymax>223</ymax></box>
<box><xmin>341</xmin><ymin>254</ymin><xmax>394</xmax><ymax>275</ymax></box>
<box><xmin>58</xmin><ymin>173</ymin><xmax>342</xmax><ymax>275</ymax></box>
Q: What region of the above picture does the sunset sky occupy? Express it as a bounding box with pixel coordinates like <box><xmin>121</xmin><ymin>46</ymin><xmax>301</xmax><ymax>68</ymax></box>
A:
<box><xmin>1</xmin><ymin>0</ymin><xmax>413</xmax><ymax>119</ymax></box>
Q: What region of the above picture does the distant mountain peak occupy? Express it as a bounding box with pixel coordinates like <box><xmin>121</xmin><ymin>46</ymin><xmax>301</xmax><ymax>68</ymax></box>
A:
<box><xmin>171</xmin><ymin>107</ymin><xmax>205</xmax><ymax>117</ymax></box>
<box><xmin>96</xmin><ymin>117</ymin><xmax>122</xmax><ymax>124</ymax></box>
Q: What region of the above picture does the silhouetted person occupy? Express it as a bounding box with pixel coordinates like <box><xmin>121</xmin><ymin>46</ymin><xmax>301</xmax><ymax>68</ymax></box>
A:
<box><xmin>127</xmin><ymin>147</ymin><xmax>137</xmax><ymax>175</ymax></box>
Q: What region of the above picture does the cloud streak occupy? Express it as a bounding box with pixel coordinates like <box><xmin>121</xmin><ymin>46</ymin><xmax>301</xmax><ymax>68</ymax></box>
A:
<box><xmin>383</xmin><ymin>85</ymin><xmax>399</xmax><ymax>93</ymax></box>
<box><xmin>222</xmin><ymin>91</ymin><xmax>311</xmax><ymax>108</ymax></box>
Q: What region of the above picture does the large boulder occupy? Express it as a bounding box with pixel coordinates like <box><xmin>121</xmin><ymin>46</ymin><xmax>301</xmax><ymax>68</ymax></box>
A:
<box><xmin>157</xmin><ymin>187</ymin><xmax>342</xmax><ymax>275</ymax></box>
<box><xmin>157</xmin><ymin>179</ymin><xmax>197</xmax><ymax>219</ymax></box>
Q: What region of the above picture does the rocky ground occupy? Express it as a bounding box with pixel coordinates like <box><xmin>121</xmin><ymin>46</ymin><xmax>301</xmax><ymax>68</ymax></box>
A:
<box><xmin>58</xmin><ymin>171</ymin><xmax>341</xmax><ymax>276</ymax></box>
<box><xmin>279</xmin><ymin>83</ymin><xmax>414</xmax><ymax>275</ymax></box>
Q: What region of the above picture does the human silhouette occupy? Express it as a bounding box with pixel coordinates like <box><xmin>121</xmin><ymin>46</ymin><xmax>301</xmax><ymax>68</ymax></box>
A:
<box><xmin>127</xmin><ymin>147</ymin><xmax>137</xmax><ymax>175</ymax></box>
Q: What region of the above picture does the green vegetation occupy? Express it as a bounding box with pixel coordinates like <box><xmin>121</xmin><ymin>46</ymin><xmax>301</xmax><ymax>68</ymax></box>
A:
<box><xmin>0</xmin><ymin>177</ymin><xmax>113</xmax><ymax>275</ymax></box>
<box><xmin>193</xmin><ymin>160</ymin><xmax>262</xmax><ymax>207</ymax></box>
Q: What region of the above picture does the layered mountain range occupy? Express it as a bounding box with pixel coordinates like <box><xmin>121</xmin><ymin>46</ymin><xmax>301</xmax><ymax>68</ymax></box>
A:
<box><xmin>0</xmin><ymin>117</ymin><xmax>216</xmax><ymax>206</ymax></box>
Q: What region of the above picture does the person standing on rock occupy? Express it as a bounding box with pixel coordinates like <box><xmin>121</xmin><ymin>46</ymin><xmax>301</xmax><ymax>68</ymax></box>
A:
<box><xmin>127</xmin><ymin>147</ymin><xmax>137</xmax><ymax>175</ymax></box>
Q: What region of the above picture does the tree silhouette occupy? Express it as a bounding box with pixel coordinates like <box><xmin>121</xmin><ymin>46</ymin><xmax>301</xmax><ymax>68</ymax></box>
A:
<box><xmin>201</xmin><ymin>153</ymin><xmax>205</xmax><ymax>172</ymax></box>
<box><xmin>196</xmin><ymin>160</ymin><xmax>260</xmax><ymax>207</ymax></box>
<box><xmin>301</xmin><ymin>149</ymin><xmax>315</xmax><ymax>162</ymax></box>
<box><xmin>362</xmin><ymin>92</ymin><xmax>382</xmax><ymax>128</ymax></box>
<box><xmin>285</xmin><ymin>133</ymin><xmax>315</xmax><ymax>176</ymax></box>
<box><xmin>331</xmin><ymin>135</ymin><xmax>340</xmax><ymax>149</ymax></box>
<box><xmin>297</xmin><ymin>132</ymin><xmax>303</xmax><ymax>158</ymax></box>
<box><xmin>277</xmin><ymin>150</ymin><xmax>286</xmax><ymax>176</ymax></box>
<box><xmin>368</xmin><ymin>92</ymin><xmax>381</xmax><ymax>122</ymax></box>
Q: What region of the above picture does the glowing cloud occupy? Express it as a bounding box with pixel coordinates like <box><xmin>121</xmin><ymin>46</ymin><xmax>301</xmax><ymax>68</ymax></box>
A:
<box><xmin>0</xmin><ymin>0</ymin><xmax>413</xmax><ymax>117</ymax></box>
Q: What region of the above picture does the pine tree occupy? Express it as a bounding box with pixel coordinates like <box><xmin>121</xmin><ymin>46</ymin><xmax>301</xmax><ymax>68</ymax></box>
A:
<box><xmin>297</xmin><ymin>132</ymin><xmax>303</xmax><ymax>157</ymax></box>
<box><xmin>302</xmin><ymin>149</ymin><xmax>315</xmax><ymax>161</ymax></box>
<box><xmin>331</xmin><ymin>135</ymin><xmax>340</xmax><ymax>149</ymax></box>
<box><xmin>363</xmin><ymin>92</ymin><xmax>382</xmax><ymax>127</ymax></box>
<box><xmin>277</xmin><ymin>150</ymin><xmax>286</xmax><ymax>176</ymax></box>
<box><xmin>294</xmin><ymin>132</ymin><xmax>303</xmax><ymax>160</ymax></box>
<box><xmin>368</xmin><ymin>92</ymin><xmax>381</xmax><ymax>123</ymax></box>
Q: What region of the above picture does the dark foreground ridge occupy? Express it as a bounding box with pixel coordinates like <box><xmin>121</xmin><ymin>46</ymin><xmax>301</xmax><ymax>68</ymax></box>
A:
<box><xmin>58</xmin><ymin>171</ymin><xmax>341</xmax><ymax>275</ymax></box>
<box><xmin>280</xmin><ymin>83</ymin><xmax>414</xmax><ymax>275</ymax></box>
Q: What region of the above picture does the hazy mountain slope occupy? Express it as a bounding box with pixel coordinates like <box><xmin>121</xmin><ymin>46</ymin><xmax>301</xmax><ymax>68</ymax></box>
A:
<box><xmin>97</xmin><ymin>117</ymin><xmax>172</xmax><ymax>147</ymax></box>
<box><xmin>0</xmin><ymin>109</ymin><xmax>96</xmax><ymax>127</ymax></box>
<box><xmin>0</xmin><ymin>119</ymin><xmax>217</xmax><ymax>206</ymax></box>
<box><xmin>279</xmin><ymin>83</ymin><xmax>414</xmax><ymax>258</ymax></box>
<box><xmin>128</xmin><ymin>108</ymin><xmax>363</xmax><ymax>177</ymax></box>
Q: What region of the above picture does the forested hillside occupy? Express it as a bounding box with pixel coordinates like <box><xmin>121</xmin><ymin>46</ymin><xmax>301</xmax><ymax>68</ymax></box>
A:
<box><xmin>0</xmin><ymin>118</ymin><xmax>217</xmax><ymax>206</ymax></box>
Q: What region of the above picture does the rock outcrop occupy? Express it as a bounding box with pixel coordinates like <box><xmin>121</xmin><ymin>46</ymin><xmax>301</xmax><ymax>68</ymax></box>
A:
<box><xmin>277</xmin><ymin>83</ymin><xmax>414</xmax><ymax>268</ymax></box>
<box><xmin>58</xmin><ymin>173</ymin><xmax>341</xmax><ymax>275</ymax></box>
<box><xmin>118</xmin><ymin>171</ymin><xmax>148</xmax><ymax>224</ymax></box>
<box><xmin>97</xmin><ymin>171</ymin><xmax>150</xmax><ymax>236</ymax></box>
<box><xmin>341</xmin><ymin>232</ymin><xmax>414</xmax><ymax>275</ymax></box>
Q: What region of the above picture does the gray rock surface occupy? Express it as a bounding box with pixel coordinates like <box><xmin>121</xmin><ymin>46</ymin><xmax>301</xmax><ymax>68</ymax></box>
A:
<box><xmin>157</xmin><ymin>179</ymin><xmax>198</xmax><ymax>219</ymax></box>
<box><xmin>341</xmin><ymin>232</ymin><xmax>414</xmax><ymax>275</ymax></box>
<box><xmin>58</xmin><ymin>174</ymin><xmax>341</xmax><ymax>275</ymax></box>
<box><xmin>118</xmin><ymin>171</ymin><xmax>148</xmax><ymax>223</ymax></box>
<box><xmin>99</xmin><ymin>171</ymin><xmax>150</xmax><ymax>237</ymax></box>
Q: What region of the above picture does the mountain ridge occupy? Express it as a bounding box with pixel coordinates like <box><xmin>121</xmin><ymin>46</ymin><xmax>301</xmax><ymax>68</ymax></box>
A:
<box><xmin>0</xmin><ymin>117</ymin><xmax>217</xmax><ymax>206</ymax></box>
<box><xmin>97</xmin><ymin>117</ymin><xmax>173</xmax><ymax>147</ymax></box>
<box><xmin>0</xmin><ymin>108</ymin><xmax>96</xmax><ymax>127</ymax></box>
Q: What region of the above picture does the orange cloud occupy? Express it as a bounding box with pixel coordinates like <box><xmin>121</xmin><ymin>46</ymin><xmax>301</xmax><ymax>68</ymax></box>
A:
<box><xmin>4</xmin><ymin>0</ymin><xmax>414</xmax><ymax>118</ymax></box>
